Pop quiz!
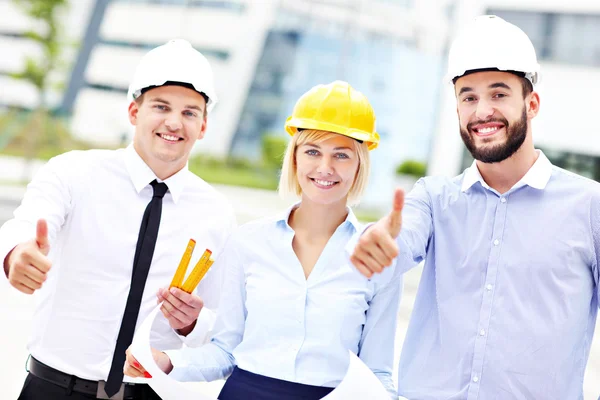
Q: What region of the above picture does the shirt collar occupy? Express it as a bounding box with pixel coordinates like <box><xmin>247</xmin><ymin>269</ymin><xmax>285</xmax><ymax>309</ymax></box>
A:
<box><xmin>276</xmin><ymin>202</ymin><xmax>361</xmax><ymax>232</ymax></box>
<box><xmin>123</xmin><ymin>144</ymin><xmax>189</xmax><ymax>204</ymax></box>
<box><xmin>461</xmin><ymin>150</ymin><xmax>552</xmax><ymax>193</ymax></box>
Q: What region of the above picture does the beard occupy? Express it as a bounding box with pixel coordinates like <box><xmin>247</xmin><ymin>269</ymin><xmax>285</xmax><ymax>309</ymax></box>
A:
<box><xmin>460</xmin><ymin>107</ymin><xmax>528</xmax><ymax>163</ymax></box>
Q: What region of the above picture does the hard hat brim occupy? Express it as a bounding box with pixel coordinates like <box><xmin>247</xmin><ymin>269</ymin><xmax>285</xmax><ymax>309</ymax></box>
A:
<box><xmin>285</xmin><ymin>117</ymin><xmax>379</xmax><ymax>150</ymax></box>
<box><xmin>446</xmin><ymin>67</ymin><xmax>539</xmax><ymax>86</ymax></box>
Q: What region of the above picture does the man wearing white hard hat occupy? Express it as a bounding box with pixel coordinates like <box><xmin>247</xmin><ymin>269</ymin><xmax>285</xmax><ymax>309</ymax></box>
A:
<box><xmin>349</xmin><ymin>15</ymin><xmax>600</xmax><ymax>399</ymax></box>
<box><xmin>0</xmin><ymin>39</ymin><xmax>236</xmax><ymax>399</ymax></box>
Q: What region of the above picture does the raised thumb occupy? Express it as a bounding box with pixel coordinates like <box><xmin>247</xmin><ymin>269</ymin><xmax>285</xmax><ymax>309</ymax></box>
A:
<box><xmin>36</xmin><ymin>219</ymin><xmax>50</xmax><ymax>255</ymax></box>
<box><xmin>387</xmin><ymin>188</ymin><xmax>404</xmax><ymax>238</ymax></box>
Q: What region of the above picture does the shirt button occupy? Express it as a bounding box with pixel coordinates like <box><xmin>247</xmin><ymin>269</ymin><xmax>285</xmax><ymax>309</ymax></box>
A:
<box><xmin>493</xmin><ymin>239</ymin><xmax>499</xmax><ymax>246</ymax></box>
<box><xmin>472</xmin><ymin>376</ymin><xmax>479</xmax><ymax>383</ymax></box>
<box><xmin>486</xmin><ymin>284</ymin><xmax>493</xmax><ymax>291</ymax></box>
<box><xmin>479</xmin><ymin>329</ymin><xmax>486</xmax><ymax>336</ymax></box>
<box><xmin>500</xmin><ymin>197</ymin><xmax>507</xmax><ymax>203</ymax></box>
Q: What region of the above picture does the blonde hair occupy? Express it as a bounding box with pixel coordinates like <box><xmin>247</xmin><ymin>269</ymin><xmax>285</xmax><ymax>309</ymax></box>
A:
<box><xmin>278</xmin><ymin>129</ymin><xmax>370</xmax><ymax>206</ymax></box>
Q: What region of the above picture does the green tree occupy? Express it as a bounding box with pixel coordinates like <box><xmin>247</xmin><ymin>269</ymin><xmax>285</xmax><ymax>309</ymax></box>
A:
<box><xmin>9</xmin><ymin>0</ymin><xmax>70</xmax><ymax>179</ymax></box>
<box><xmin>261</xmin><ymin>134</ymin><xmax>288</xmax><ymax>170</ymax></box>
<box><xmin>11</xmin><ymin>0</ymin><xmax>68</xmax><ymax>102</ymax></box>
<box><xmin>396</xmin><ymin>159</ymin><xmax>427</xmax><ymax>179</ymax></box>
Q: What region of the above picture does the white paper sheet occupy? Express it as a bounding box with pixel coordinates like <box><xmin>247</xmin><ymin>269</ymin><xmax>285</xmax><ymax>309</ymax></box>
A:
<box><xmin>131</xmin><ymin>306</ymin><xmax>397</xmax><ymax>400</ymax></box>
<box><xmin>130</xmin><ymin>304</ymin><xmax>217</xmax><ymax>400</ymax></box>
<box><xmin>321</xmin><ymin>350</ymin><xmax>391</xmax><ymax>400</ymax></box>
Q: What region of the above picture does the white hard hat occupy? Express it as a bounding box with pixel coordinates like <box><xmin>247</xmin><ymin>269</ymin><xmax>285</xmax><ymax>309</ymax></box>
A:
<box><xmin>445</xmin><ymin>15</ymin><xmax>540</xmax><ymax>86</ymax></box>
<box><xmin>127</xmin><ymin>39</ymin><xmax>218</xmax><ymax>112</ymax></box>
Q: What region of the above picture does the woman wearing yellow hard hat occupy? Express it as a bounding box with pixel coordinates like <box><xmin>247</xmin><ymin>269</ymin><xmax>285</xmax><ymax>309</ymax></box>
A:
<box><xmin>124</xmin><ymin>81</ymin><xmax>401</xmax><ymax>399</ymax></box>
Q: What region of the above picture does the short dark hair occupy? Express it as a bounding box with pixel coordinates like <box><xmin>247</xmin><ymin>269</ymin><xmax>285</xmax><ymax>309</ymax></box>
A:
<box><xmin>520</xmin><ymin>77</ymin><xmax>533</xmax><ymax>98</ymax></box>
<box><xmin>134</xmin><ymin>82</ymin><xmax>208</xmax><ymax>118</ymax></box>
<box><xmin>453</xmin><ymin>68</ymin><xmax>534</xmax><ymax>99</ymax></box>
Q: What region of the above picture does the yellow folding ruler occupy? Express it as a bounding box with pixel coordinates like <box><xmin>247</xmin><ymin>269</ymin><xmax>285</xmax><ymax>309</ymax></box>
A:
<box><xmin>169</xmin><ymin>239</ymin><xmax>214</xmax><ymax>293</ymax></box>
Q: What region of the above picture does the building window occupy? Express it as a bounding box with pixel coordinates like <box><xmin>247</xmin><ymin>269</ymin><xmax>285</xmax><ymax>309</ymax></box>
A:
<box><xmin>376</xmin><ymin>0</ymin><xmax>411</xmax><ymax>7</ymax></box>
<box><xmin>542</xmin><ymin>148</ymin><xmax>600</xmax><ymax>182</ymax></box>
<box><xmin>488</xmin><ymin>9</ymin><xmax>600</xmax><ymax>67</ymax></box>
<box><xmin>114</xmin><ymin>0</ymin><xmax>246</xmax><ymax>13</ymax></box>
<box><xmin>230</xmin><ymin>23</ymin><xmax>443</xmax><ymax>171</ymax></box>
<box><xmin>99</xmin><ymin>40</ymin><xmax>229</xmax><ymax>60</ymax></box>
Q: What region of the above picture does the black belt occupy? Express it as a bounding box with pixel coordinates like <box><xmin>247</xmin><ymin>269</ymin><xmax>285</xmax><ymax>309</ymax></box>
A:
<box><xmin>28</xmin><ymin>356</ymin><xmax>149</xmax><ymax>399</ymax></box>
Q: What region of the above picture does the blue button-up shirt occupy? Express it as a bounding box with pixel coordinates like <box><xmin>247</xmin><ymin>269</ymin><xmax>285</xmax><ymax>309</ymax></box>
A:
<box><xmin>395</xmin><ymin>151</ymin><xmax>600</xmax><ymax>400</ymax></box>
<box><xmin>169</xmin><ymin>205</ymin><xmax>402</xmax><ymax>397</ymax></box>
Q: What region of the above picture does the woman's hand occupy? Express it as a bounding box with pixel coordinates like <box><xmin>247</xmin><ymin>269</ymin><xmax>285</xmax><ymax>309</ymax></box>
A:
<box><xmin>123</xmin><ymin>346</ymin><xmax>174</xmax><ymax>378</ymax></box>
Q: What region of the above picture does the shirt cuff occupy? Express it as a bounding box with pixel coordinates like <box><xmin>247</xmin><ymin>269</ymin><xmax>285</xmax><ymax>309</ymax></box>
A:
<box><xmin>175</xmin><ymin>307</ymin><xmax>216</xmax><ymax>348</ymax></box>
<box><xmin>163</xmin><ymin>347</ymin><xmax>210</xmax><ymax>382</ymax></box>
<box><xmin>163</xmin><ymin>348</ymin><xmax>187</xmax><ymax>381</ymax></box>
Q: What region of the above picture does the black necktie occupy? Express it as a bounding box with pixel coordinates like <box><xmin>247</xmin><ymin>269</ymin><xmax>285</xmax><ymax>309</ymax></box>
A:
<box><xmin>105</xmin><ymin>180</ymin><xmax>169</xmax><ymax>397</ymax></box>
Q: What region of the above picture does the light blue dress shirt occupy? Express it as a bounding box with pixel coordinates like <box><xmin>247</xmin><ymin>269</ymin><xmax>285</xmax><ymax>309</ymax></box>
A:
<box><xmin>394</xmin><ymin>151</ymin><xmax>600</xmax><ymax>399</ymax></box>
<box><xmin>169</xmin><ymin>205</ymin><xmax>402</xmax><ymax>397</ymax></box>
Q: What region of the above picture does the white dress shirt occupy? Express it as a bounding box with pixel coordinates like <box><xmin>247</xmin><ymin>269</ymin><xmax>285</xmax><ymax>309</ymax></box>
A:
<box><xmin>0</xmin><ymin>145</ymin><xmax>236</xmax><ymax>381</ymax></box>
<box><xmin>167</xmin><ymin>205</ymin><xmax>402</xmax><ymax>397</ymax></box>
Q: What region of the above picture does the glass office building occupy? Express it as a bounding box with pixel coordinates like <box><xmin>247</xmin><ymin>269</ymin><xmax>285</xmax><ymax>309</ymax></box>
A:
<box><xmin>230</xmin><ymin>8</ymin><xmax>444</xmax><ymax>206</ymax></box>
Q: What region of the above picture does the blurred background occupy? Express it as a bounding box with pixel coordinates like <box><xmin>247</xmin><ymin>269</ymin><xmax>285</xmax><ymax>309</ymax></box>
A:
<box><xmin>0</xmin><ymin>0</ymin><xmax>599</xmax><ymax>398</ymax></box>
<box><xmin>1</xmin><ymin>0</ymin><xmax>597</xmax><ymax>213</ymax></box>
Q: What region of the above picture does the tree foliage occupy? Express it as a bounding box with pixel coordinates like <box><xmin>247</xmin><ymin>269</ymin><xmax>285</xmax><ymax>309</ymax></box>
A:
<box><xmin>10</xmin><ymin>0</ymin><xmax>69</xmax><ymax>106</ymax></box>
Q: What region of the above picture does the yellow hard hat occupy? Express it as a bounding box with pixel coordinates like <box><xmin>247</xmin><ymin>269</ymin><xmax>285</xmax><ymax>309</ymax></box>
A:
<box><xmin>285</xmin><ymin>81</ymin><xmax>379</xmax><ymax>150</ymax></box>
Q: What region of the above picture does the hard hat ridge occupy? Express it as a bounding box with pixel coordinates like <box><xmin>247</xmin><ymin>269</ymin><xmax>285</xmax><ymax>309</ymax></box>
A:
<box><xmin>127</xmin><ymin>39</ymin><xmax>218</xmax><ymax>112</ymax></box>
<box><xmin>445</xmin><ymin>15</ymin><xmax>540</xmax><ymax>86</ymax></box>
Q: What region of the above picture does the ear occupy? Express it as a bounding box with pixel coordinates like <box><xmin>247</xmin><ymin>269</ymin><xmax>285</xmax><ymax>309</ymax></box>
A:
<box><xmin>526</xmin><ymin>91</ymin><xmax>540</xmax><ymax>120</ymax></box>
<box><xmin>128</xmin><ymin>101</ymin><xmax>139</xmax><ymax>126</ymax></box>
<box><xmin>196</xmin><ymin>115</ymin><xmax>208</xmax><ymax>141</ymax></box>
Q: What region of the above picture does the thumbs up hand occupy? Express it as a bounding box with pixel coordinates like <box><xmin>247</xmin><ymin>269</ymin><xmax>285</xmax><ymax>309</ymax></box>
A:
<box><xmin>3</xmin><ymin>219</ymin><xmax>53</xmax><ymax>294</ymax></box>
<box><xmin>350</xmin><ymin>188</ymin><xmax>405</xmax><ymax>278</ymax></box>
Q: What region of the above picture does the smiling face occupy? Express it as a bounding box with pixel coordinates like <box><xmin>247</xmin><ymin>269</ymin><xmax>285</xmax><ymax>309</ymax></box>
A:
<box><xmin>455</xmin><ymin>71</ymin><xmax>538</xmax><ymax>163</ymax></box>
<box><xmin>295</xmin><ymin>134</ymin><xmax>360</xmax><ymax>206</ymax></box>
<box><xmin>129</xmin><ymin>84</ymin><xmax>207</xmax><ymax>178</ymax></box>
